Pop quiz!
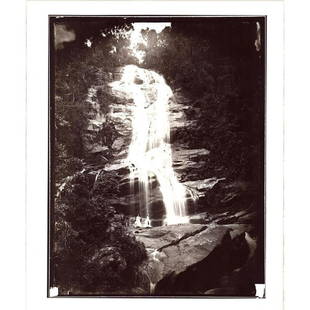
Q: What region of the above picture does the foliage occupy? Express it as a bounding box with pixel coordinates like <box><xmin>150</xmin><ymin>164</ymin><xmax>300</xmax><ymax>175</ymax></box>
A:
<box><xmin>140</xmin><ymin>21</ymin><xmax>264</xmax><ymax>182</ymax></box>
<box><xmin>52</xmin><ymin>20</ymin><xmax>147</xmax><ymax>294</ymax></box>
<box><xmin>53</xmin><ymin>171</ymin><xmax>147</xmax><ymax>294</ymax></box>
<box><xmin>53</xmin><ymin>20</ymin><xmax>138</xmax><ymax>184</ymax></box>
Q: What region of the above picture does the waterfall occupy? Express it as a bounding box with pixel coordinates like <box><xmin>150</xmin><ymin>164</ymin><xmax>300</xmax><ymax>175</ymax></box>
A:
<box><xmin>111</xmin><ymin>65</ymin><xmax>188</xmax><ymax>226</ymax></box>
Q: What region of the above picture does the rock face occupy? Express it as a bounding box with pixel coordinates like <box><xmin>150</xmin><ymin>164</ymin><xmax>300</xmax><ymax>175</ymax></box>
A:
<box><xmin>87</xmin><ymin>65</ymin><xmax>226</xmax><ymax>221</ymax></box>
<box><xmin>134</xmin><ymin>223</ymin><xmax>256</xmax><ymax>296</ymax></box>
<box><xmin>81</xmin><ymin>65</ymin><xmax>261</xmax><ymax>296</ymax></box>
<box><xmin>84</xmin><ymin>65</ymin><xmax>259</xmax><ymax>223</ymax></box>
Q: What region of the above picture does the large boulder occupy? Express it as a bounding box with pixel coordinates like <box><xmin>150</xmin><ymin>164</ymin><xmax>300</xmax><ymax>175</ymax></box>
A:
<box><xmin>134</xmin><ymin>223</ymin><xmax>253</xmax><ymax>295</ymax></box>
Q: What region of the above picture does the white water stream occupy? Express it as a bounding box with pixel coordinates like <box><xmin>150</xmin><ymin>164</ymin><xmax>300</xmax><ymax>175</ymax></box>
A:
<box><xmin>111</xmin><ymin>65</ymin><xmax>188</xmax><ymax>225</ymax></box>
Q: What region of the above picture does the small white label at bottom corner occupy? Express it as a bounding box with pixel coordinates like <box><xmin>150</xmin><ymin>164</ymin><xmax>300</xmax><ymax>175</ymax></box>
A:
<box><xmin>255</xmin><ymin>284</ymin><xmax>265</xmax><ymax>298</ymax></box>
<box><xmin>49</xmin><ymin>287</ymin><xmax>59</xmax><ymax>297</ymax></box>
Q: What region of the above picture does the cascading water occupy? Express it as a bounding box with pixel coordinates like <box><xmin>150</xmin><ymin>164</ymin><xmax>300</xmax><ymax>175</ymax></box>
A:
<box><xmin>111</xmin><ymin>65</ymin><xmax>188</xmax><ymax>226</ymax></box>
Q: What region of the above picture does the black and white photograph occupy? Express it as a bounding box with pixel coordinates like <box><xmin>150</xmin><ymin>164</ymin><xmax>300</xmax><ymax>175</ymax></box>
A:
<box><xmin>13</xmin><ymin>0</ymin><xmax>310</xmax><ymax>308</ymax></box>
<box><xmin>49</xmin><ymin>16</ymin><xmax>266</xmax><ymax>297</ymax></box>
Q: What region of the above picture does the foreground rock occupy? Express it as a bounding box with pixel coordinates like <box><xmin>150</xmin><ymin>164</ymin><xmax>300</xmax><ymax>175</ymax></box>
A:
<box><xmin>134</xmin><ymin>223</ymin><xmax>256</xmax><ymax>296</ymax></box>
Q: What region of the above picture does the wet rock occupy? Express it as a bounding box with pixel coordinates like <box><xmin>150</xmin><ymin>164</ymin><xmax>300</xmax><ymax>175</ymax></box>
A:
<box><xmin>134</xmin><ymin>222</ymin><xmax>256</xmax><ymax>295</ymax></box>
<box><xmin>138</xmin><ymin>224</ymin><xmax>230</xmax><ymax>293</ymax></box>
<box><xmin>111</xmin><ymin>136</ymin><xmax>125</xmax><ymax>152</ymax></box>
<box><xmin>147</xmin><ymin>199</ymin><xmax>165</xmax><ymax>219</ymax></box>
<box><xmin>216</xmin><ymin>215</ymin><xmax>239</xmax><ymax>225</ymax></box>
<box><xmin>135</xmin><ymin>224</ymin><xmax>207</xmax><ymax>251</ymax></box>
<box><xmin>189</xmin><ymin>212</ymin><xmax>210</xmax><ymax>224</ymax></box>
<box><xmin>172</xmin><ymin>146</ymin><xmax>210</xmax><ymax>180</ymax></box>
<box><xmin>134</xmin><ymin>77</ymin><xmax>144</xmax><ymax>84</ymax></box>
<box><xmin>224</xmin><ymin>224</ymin><xmax>254</xmax><ymax>239</ymax></box>
<box><xmin>130</xmin><ymin>287</ymin><xmax>148</xmax><ymax>295</ymax></box>
<box><xmin>104</xmin><ymin>160</ymin><xmax>128</xmax><ymax>172</ymax></box>
<box><xmin>237</xmin><ymin>211</ymin><xmax>257</xmax><ymax>224</ymax></box>
<box><xmin>204</xmin><ymin>287</ymin><xmax>242</xmax><ymax>296</ymax></box>
<box><xmin>204</xmin><ymin>232</ymin><xmax>258</xmax><ymax>297</ymax></box>
<box><xmin>85</xmin><ymin>68</ymin><xmax>259</xmax><ymax>243</ymax></box>
<box><xmin>183</xmin><ymin>177</ymin><xmax>226</xmax><ymax>201</ymax></box>
<box><xmin>118</xmin><ymin>175</ymin><xmax>159</xmax><ymax>196</ymax></box>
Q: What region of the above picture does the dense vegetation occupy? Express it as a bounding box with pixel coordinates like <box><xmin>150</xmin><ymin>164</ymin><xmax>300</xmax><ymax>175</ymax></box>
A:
<box><xmin>53</xmin><ymin>17</ymin><xmax>264</xmax><ymax>186</ymax></box>
<box><xmin>53</xmin><ymin>19</ymin><xmax>137</xmax><ymax>183</ymax></box>
<box><xmin>51</xmin><ymin>19</ymin><xmax>146</xmax><ymax>294</ymax></box>
<box><xmin>140</xmin><ymin>19</ymin><xmax>265</xmax><ymax>184</ymax></box>
<box><xmin>53</xmin><ymin>170</ymin><xmax>146</xmax><ymax>294</ymax></box>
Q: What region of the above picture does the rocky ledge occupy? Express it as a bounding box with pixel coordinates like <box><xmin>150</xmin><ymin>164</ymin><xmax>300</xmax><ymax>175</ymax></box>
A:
<box><xmin>133</xmin><ymin>221</ymin><xmax>259</xmax><ymax>296</ymax></box>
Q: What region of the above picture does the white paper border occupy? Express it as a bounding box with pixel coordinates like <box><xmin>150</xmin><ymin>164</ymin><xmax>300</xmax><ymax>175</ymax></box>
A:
<box><xmin>27</xmin><ymin>1</ymin><xmax>284</xmax><ymax>309</ymax></box>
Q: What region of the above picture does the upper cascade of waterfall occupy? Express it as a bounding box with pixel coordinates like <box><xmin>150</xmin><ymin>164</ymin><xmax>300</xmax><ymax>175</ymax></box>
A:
<box><xmin>110</xmin><ymin>64</ymin><xmax>189</xmax><ymax>226</ymax></box>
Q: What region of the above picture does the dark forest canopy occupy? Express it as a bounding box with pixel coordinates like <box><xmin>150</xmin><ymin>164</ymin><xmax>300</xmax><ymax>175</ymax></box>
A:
<box><xmin>52</xmin><ymin>16</ymin><xmax>264</xmax><ymax>56</ymax></box>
